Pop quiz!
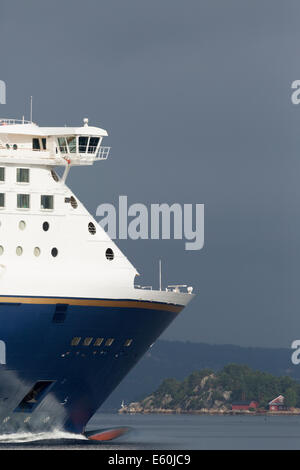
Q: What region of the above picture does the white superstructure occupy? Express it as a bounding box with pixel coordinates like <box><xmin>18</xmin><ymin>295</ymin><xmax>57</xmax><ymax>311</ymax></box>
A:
<box><xmin>0</xmin><ymin>118</ymin><xmax>193</xmax><ymax>307</ymax></box>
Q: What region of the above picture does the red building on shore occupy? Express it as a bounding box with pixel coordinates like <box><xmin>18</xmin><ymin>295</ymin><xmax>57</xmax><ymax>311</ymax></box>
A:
<box><xmin>268</xmin><ymin>395</ymin><xmax>287</xmax><ymax>411</ymax></box>
<box><xmin>231</xmin><ymin>400</ymin><xmax>258</xmax><ymax>411</ymax></box>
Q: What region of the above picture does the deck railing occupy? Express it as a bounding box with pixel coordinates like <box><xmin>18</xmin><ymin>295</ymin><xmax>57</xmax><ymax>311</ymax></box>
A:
<box><xmin>58</xmin><ymin>146</ymin><xmax>110</xmax><ymax>161</ymax></box>
<box><xmin>0</xmin><ymin>118</ymin><xmax>32</xmax><ymax>126</ymax></box>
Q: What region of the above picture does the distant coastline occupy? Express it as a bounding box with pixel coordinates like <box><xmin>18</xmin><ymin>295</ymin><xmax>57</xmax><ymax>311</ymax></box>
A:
<box><xmin>119</xmin><ymin>406</ymin><xmax>300</xmax><ymax>416</ymax></box>
<box><xmin>118</xmin><ymin>364</ymin><xmax>300</xmax><ymax>416</ymax></box>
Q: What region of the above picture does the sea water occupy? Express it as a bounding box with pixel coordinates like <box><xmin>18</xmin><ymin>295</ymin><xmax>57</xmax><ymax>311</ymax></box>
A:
<box><xmin>0</xmin><ymin>413</ymin><xmax>300</xmax><ymax>449</ymax></box>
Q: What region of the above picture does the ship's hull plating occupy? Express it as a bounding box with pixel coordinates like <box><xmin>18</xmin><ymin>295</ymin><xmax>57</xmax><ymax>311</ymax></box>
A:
<box><xmin>0</xmin><ymin>297</ymin><xmax>182</xmax><ymax>435</ymax></box>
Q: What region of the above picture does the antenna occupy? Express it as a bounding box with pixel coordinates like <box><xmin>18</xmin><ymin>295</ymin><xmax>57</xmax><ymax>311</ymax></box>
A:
<box><xmin>30</xmin><ymin>96</ymin><xmax>33</xmax><ymax>123</ymax></box>
<box><xmin>159</xmin><ymin>259</ymin><xmax>162</xmax><ymax>291</ymax></box>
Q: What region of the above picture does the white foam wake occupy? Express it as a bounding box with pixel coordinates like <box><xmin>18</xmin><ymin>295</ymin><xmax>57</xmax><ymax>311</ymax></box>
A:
<box><xmin>0</xmin><ymin>429</ymin><xmax>87</xmax><ymax>443</ymax></box>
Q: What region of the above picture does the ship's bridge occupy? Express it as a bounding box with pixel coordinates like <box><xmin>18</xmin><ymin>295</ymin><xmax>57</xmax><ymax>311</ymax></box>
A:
<box><xmin>0</xmin><ymin>118</ymin><xmax>110</xmax><ymax>167</ymax></box>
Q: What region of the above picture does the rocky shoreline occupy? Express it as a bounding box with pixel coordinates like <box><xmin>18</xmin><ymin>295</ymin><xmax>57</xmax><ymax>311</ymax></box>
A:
<box><xmin>119</xmin><ymin>366</ymin><xmax>300</xmax><ymax>417</ymax></box>
<box><xmin>118</xmin><ymin>404</ymin><xmax>300</xmax><ymax>416</ymax></box>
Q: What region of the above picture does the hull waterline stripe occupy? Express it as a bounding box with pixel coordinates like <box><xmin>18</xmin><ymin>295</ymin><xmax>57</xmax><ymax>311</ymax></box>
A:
<box><xmin>0</xmin><ymin>296</ymin><xmax>184</xmax><ymax>313</ymax></box>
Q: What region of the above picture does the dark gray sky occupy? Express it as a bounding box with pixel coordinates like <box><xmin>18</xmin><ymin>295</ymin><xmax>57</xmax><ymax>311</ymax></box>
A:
<box><xmin>1</xmin><ymin>0</ymin><xmax>300</xmax><ymax>347</ymax></box>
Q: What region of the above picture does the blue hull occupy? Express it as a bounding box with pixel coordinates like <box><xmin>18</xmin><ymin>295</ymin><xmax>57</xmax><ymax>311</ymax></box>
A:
<box><xmin>0</xmin><ymin>297</ymin><xmax>181</xmax><ymax>434</ymax></box>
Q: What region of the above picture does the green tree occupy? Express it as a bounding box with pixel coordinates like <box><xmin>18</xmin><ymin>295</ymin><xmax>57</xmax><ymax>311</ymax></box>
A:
<box><xmin>285</xmin><ymin>387</ymin><xmax>298</xmax><ymax>408</ymax></box>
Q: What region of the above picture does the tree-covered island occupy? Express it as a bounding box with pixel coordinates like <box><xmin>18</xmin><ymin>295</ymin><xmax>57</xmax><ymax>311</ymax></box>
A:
<box><xmin>119</xmin><ymin>364</ymin><xmax>300</xmax><ymax>414</ymax></box>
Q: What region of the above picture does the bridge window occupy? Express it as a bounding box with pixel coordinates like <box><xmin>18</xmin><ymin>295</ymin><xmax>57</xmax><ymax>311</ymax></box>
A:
<box><xmin>78</xmin><ymin>136</ymin><xmax>88</xmax><ymax>153</ymax></box>
<box><xmin>88</xmin><ymin>137</ymin><xmax>100</xmax><ymax>153</ymax></box>
<box><xmin>41</xmin><ymin>195</ymin><xmax>54</xmax><ymax>210</ymax></box>
<box><xmin>17</xmin><ymin>194</ymin><xmax>30</xmax><ymax>209</ymax></box>
<box><xmin>17</xmin><ymin>168</ymin><xmax>29</xmax><ymax>183</ymax></box>
<box><xmin>58</xmin><ymin>137</ymin><xmax>68</xmax><ymax>153</ymax></box>
<box><xmin>67</xmin><ymin>136</ymin><xmax>76</xmax><ymax>153</ymax></box>
<box><xmin>42</xmin><ymin>138</ymin><xmax>47</xmax><ymax>150</ymax></box>
<box><xmin>0</xmin><ymin>168</ymin><xmax>4</xmax><ymax>182</ymax></box>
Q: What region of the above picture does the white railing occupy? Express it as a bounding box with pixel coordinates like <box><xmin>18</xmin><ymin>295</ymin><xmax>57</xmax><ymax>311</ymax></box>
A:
<box><xmin>135</xmin><ymin>285</ymin><xmax>153</xmax><ymax>290</ymax></box>
<box><xmin>167</xmin><ymin>285</ymin><xmax>194</xmax><ymax>294</ymax></box>
<box><xmin>58</xmin><ymin>146</ymin><xmax>110</xmax><ymax>161</ymax></box>
<box><xmin>135</xmin><ymin>284</ymin><xmax>194</xmax><ymax>294</ymax></box>
<box><xmin>95</xmin><ymin>146</ymin><xmax>110</xmax><ymax>160</ymax></box>
<box><xmin>0</xmin><ymin>118</ymin><xmax>32</xmax><ymax>126</ymax></box>
<box><xmin>0</xmin><ymin>144</ymin><xmax>110</xmax><ymax>166</ymax></box>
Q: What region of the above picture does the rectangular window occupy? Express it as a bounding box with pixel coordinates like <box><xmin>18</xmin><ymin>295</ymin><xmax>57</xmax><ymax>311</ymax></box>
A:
<box><xmin>0</xmin><ymin>167</ymin><xmax>5</xmax><ymax>182</ymax></box>
<box><xmin>124</xmin><ymin>339</ymin><xmax>133</xmax><ymax>347</ymax></box>
<box><xmin>32</xmin><ymin>138</ymin><xmax>40</xmax><ymax>150</ymax></box>
<box><xmin>94</xmin><ymin>338</ymin><xmax>104</xmax><ymax>347</ymax></box>
<box><xmin>58</xmin><ymin>137</ymin><xmax>67</xmax><ymax>153</ymax></box>
<box><xmin>0</xmin><ymin>193</ymin><xmax>5</xmax><ymax>208</ymax></box>
<box><xmin>71</xmin><ymin>337</ymin><xmax>81</xmax><ymax>346</ymax></box>
<box><xmin>78</xmin><ymin>136</ymin><xmax>88</xmax><ymax>153</ymax></box>
<box><xmin>105</xmin><ymin>338</ymin><xmax>114</xmax><ymax>347</ymax></box>
<box><xmin>17</xmin><ymin>168</ymin><xmax>29</xmax><ymax>183</ymax></box>
<box><xmin>41</xmin><ymin>138</ymin><xmax>47</xmax><ymax>150</ymax></box>
<box><xmin>17</xmin><ymin>194</ymin><xmax>30</xmax><ymax>209</ymax></box>
<box><xmin>41</xmin><ymin>195</ymin><xmax>54</xmax><ymax>210</ymax></box>
<box><xmin>83</xmin><ymin>337</ymin><xmax>93</xmax><ymax>346</ymax></box>
<box><xmin>67</xmin><ymin>136</ymin><xmax>76</xmax><ymax>153</ymax></box>
<box><xmin>88</xmin><ymin>137</ymin><xmax>100</xmax><ymax>154</ymax></box>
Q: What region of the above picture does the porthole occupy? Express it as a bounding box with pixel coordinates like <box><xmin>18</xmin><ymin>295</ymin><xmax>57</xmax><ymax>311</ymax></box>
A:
<box><xmin>19</xmin><ymin>220</ymin><xmax>26</xmax><ymax>230</ymax></box>
<box><xmin>43</xmin><ymin>221</ymin><xmax>49</xmax><ymax>231</ymax></box>
<box><xmin>16</xmin><ymin>246</ymin><xmax>23</xmax><ymax>256</ymax></box>
<box><xmin>51</xmin><ymin>247</ymin><xmax>58</xmax><ymax>257</ymax></box>
<box><xmin>0</xmin><ymin>246</ymin><xmax>4</xmax><ymax>255</ymax></box>
<box><xmin>88</xmin><ymin>222</ymin><xmax>96</xmax><ymax>235</ymax></box>
<box><xmin>105</xmin><ymin>248</ymin><xmax>114</xmax><ymax>261</ymax></box>
<box><xmin>51</xmin><ymin>170</ymin><xmax>59</xmax><ymax>182</ymax></box>
<box><xmin>70</xmin><ymin>196</ymin><xmax>78</xmax><ymax>209</ymax></box>
<box><xmin>13</xmin><ymin>144</ymin><xmax>18</xmax><ymax>150</ymax></box>
<box><xmin>5</xmin><ymin>144</ymin><xmax>10</xmax><ymax>150</ymax></box>
<box><xmin>34</xmin><ymin>247</ymin><xmax>41</xmax><ymax>257</ymax></box>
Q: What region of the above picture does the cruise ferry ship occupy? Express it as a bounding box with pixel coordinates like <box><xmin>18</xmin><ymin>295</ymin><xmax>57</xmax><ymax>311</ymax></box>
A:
<box><xmin>0</xmin><ymin>117</ymin><xmax>193</xmax><ymax>439</ymax></box>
